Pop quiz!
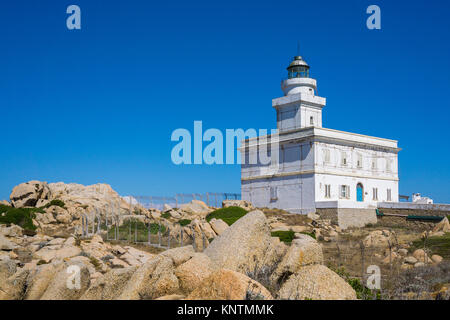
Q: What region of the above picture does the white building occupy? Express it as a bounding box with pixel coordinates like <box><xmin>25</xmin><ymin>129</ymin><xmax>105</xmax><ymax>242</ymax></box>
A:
<box><xmin>241</xmin><ymin>55</ymin><xmax>400</xmax><ymax>214</ymax></box>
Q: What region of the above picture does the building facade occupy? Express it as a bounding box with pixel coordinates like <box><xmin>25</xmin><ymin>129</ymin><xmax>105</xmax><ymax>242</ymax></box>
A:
<box><xmin>241</xmin><ymin>55</ymin><xmax>400</xmax><ymax>214</ymax></box>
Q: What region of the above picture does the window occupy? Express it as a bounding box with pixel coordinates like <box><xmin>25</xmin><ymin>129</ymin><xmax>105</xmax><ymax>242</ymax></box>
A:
<box><xmin>340</xmin><ymin>185</ymin><xmax>350</xmax><ymax>199</ymax></box>
<box><xmin>270</xmin><ymin>186</ymin><xmax>278</xmax><ymax>201</ymax></box>
<box><xmin>325</xmin><ymin>184</ymin><xmax>331</xmax><ymax>198</ymax></box>
<box><xmin>373</xmin><ymin>188</ymin><xmax>378</xmax><ymax>201</ymax></box>
<box><xmin>341</xmin><ymin>152</ymin><xmax>347</xmax><ymax>166</ymax></box>
<box><xmin>387</xmin><ymin>188</ymin><xmax>392</xmax><ymax>201</ymax></box>
<box><xmin>323</xmin><ymin>149</ymin><xmax>330</xmax><ymax>164</ymax></box>
<box><xmin>386</xmin><ymin>159</ymin><xmax>391</xmax><ymax>173</ymax></box>
<box><xmin>310</xmin><ymin>116</ymin><xmax>314</xmax><ymax>126</ymax></box>
<box><xmin>372</xmin><ymin>159</ymin><xmax>377</xmax><ymax>170</ymax></box>
<box><xmin>357</xmin><ymin>154</ymin><xmax>363</xmax><ymax>168</ymax></box>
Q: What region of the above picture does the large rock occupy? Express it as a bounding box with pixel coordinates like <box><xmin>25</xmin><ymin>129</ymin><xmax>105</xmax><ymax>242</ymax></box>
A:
<box><xmin>0</xmin><ymin>258</ymin><xmax>17</xmax><ymax>285</ymax></box>
<box><xmin>278</xmin><ymin>265</ymin><xmax>357</xmax><ymax>300</ymax></box>
<box><xmin>222</xmin><ymin>200</ymin><xmax>254</xmax><ymax>211</ymax></box>
<box><xmin>81</xmin><ymin>266</ymin><xmax>137</xmax><ymax>300</ymax></box>
<box><xmin>187</xmin><ymin>269</ymin><xmax>272</xmax><ymax>300</ymax></box>
<box><xmin>0</xmin><ymin>269</ymin><xmax>30</xmax><ymax>300</ymax></box>
<box><xmin>40</xmin><ymin>261</ymin><xmax>91</xmax><ymax>300</ymax></box>
<box><xmin>363</xmin><ymin>230</ymin><xmax>397</xmax><ymax>248</ymax></box>
<box><xmin>33</xmin><ymin>245</ymin><xmax>82</xmax><ymax>263</ymax></box>
<box><xmin>160</xmin><ymin>246</ymin><xmax>195</xmax><ymax>266</ymax></box>
<box><xmin>433</xmin><ymin>217</ymin><xmax>450</xmax><ymax>233</ymax></box>
<box><xmin>24</xmin><ymin>263</ymin><xmax>64</xmax><ymax>300</ymax></box>
<box><xmin>204</xmin><ymin>210</ymin><xmax>272</xmax><ymax>274</ymax></box>
<box><xmin>118</xmin><ymin>255</ymin><xmax>179</xmax><ymax>300</ymax></box>
<box><xmin>209</xmin><ymin>218</ymin><xmax>228</xmax><ymax>235</ymax></box>
<box><xmin>271</xmin><ymin>234</ymin><xmax>323</xmax><ymax>285</ymax></box>
<box><xmin>179</xmin><ymin>200</ymin><xmax>212</xmax><ymax>216</ymax></box>
<box><xmin>0</xmin><ymin>234</ymin><xmax>18</xmax><ymax>251</ymax></box>
<box><xmin>175</xmin><ymin>253</ymin><xmax>217</xmax><ymax>294</ymax></box>
<box><xmin>10</xmin><ymin>181</ymin><xmax>50</xmax><ymax>208</ymax></box>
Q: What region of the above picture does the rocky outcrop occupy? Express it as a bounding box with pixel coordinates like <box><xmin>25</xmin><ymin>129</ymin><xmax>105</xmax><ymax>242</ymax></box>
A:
<box><xmin>203</xmin><ymin>210</ymin><xmax>272</xmax><ymax>274</ymax></box>
<box><xmin>271</xmin><ymin>234</ymin><xmax>323</xmax><ymax>285</ymax></box>
<box><xmin>39</xmin><ymin>261</ymin><xmax>91</xmax><ymax>300</ymax></box>
<box><xmin>118</xmin><ymin>255</ymin><xmax>179</xmax><ymax>300</ymax></box>
<box><xmin>10</xmin><ymin>181</ymin><xmax>50</xmax><ymax>208</ymax></box>
<box><xmin>222</xmin><ymin>200</ymin><xmax>254</xmax><ymax>211</ymax></box>
<box><xmin>80</xmin><ymin>266</ymin><xmax>137</xmax><ymax>300</ymax></box>
<box><xmin>432</xmin><ymin>217</ymin><xmax>450</xmax><ymax>234</ymax></box>
<box><xmin>278</xmin><ymin>265</ymin><xmax>357</xmax><ymax>300</ymax></box>
<box><xmin>209</xmin><ymin>218</ymin><xmax>228</xmax><ymax>235</ymax></box>
<box><xmin>179</xmin><ymin>200</ymin><xmax>212</xmax><ymax>216</ymax></box>
<box><xmin>175</xmin><ymin>253</ymin><xmax>217</xmax><ymax>294</ymax></box>
<box><xmin>187</xmin><ymin>269</ymin><xmax>272</xmax><ymax>300</ymax></box>
<box><xmin>363</xmin><ymin>230</ymin><xmax>397</xmax><ymax>248</ymax></box>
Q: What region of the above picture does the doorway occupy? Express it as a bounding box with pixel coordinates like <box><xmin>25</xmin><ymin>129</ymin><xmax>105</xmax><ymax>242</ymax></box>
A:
<box><xmin>356</xmin><ymin>183</ymin><xmax>364</xmax><ymax>202</ymax></box>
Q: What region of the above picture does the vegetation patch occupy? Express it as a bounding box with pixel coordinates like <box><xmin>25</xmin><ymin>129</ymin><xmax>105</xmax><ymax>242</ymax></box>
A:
<box><xmin>271</xmin><ymin>230</ymin><xmax>295</xmax><ymax>243</ymax></box>
<box><xmin>206</xmin><ymin>206</ymin><xmax>248</xmax><ymax>226</ymax></box>
<box><xmin>41</xmin><ymin>199</ymin><xmax>66</xmax><ymax>209</ymax></box>
<box><xmin>161</xmin><ymin>212</ymin><xmax>171</xmax><ymax>219</ymax></box>
<box><xmin>410</xmin><ymin>232</ymin><xmax>450</xmax><ymax>259</ymax></box>
<box><xmin>329</xmin><ymin>264</ymin><xmax>380</xmax><ymax>300</ymax></box>
<box><xmin>149</xmin><ymin>223</ymin><xmax>166</xmax><ymax>235</ymax></box>
<box><xmin>179</xmin><ymin>219</ymin><xmax>191</xmax><ymax>226</ymax></box>
<box><xmin>0</xmin><ymin>204</ymin><xmax>43</xmax><ymax>231</ymax></box>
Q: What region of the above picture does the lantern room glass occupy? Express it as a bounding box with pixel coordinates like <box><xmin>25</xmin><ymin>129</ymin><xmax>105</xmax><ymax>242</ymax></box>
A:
<box><xmin>288</xmin><ymin>66</ymin><xmax>310</xmax><ymax>79</ymax></box>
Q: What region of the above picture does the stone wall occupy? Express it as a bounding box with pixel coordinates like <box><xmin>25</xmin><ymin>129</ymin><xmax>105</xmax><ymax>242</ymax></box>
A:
<box><xmin>316</xmin><ymin>208</ymin><xmax>377</xmax><ymax>230</ymax></box>
<box><xmin>337</xmin><ymin>208</ymin><xmax>377</xmax><ymax>230</ymax></box>
<box><xmin>378</xmin><ymin>207</ymin><xmax>450</xmax><ymax>217</ymax></box>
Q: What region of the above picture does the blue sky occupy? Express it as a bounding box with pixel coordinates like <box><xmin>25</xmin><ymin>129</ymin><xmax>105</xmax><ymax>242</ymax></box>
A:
<box><xmin>0</xmin><ymin>0</ymin><xmax>449</xmax><ymax>202</ymax></box>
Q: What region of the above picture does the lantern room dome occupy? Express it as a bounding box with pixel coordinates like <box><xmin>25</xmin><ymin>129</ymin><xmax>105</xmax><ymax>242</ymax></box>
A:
<box><xmin>287</xmin><ymin>56</ymin><xmax>310</xmax><ymax>79</ymax></box>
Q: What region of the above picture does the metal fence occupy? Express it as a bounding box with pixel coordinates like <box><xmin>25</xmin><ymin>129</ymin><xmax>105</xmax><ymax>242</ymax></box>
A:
<box><xmin>133</xmin><ymin>192</ymin><xmax>241</xmax><ymax>211</ymax></box>
<box><xmin>103</xmin><ymin>217</ymin><xmax>210</xmax><ymax>251</ymax></box>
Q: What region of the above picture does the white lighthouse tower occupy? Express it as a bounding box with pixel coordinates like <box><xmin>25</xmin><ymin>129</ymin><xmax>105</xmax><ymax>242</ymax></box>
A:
<box><xmin>241</xmin><ymin>53</ymin><xmax>400</xmax><ymax>217</ymax></box>
<box><xmin>275</xmin><ymin>56</ymin><xmax>326</xmax><ymax>131</ymax></box>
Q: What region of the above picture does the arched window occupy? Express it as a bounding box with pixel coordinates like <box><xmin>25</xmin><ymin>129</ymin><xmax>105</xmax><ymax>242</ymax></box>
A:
<box><xmin>310</xmin><ymin>116</ymin><xmax>314</xmax><ymax>126</ymax></box>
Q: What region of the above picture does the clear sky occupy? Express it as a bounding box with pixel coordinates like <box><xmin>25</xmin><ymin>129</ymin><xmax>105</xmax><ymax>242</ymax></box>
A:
<box><xmin>0</xmin><ymin>0</ymin><xmax>449</xmax><ymax>202</ymax></box>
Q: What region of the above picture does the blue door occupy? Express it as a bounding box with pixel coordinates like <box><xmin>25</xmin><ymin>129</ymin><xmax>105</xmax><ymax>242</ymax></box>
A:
<box><xmin>357</xmin><ymin>184</ymin><xmax>363</xmax><ymax>202</ymax></box>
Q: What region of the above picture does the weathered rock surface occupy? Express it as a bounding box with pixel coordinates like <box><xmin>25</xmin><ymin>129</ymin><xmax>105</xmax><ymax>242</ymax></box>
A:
<box><xmin>432</xmin><ymin>217</ymin><xmax>450</xmax><ymax>234</ymax></box>
<box><xmin>118</xmin><ymin>255</ymin><xmax>179</xmax><ymax>300</ymax></box>
<box><xmin>204</xmin><ymin>210</ymin><xmax>272</xmax><ymax>274</ymax></box>
<box><xmin>278</xmin><ymin>265</ymin><xmax>357</xmax><ymax>300</ymax></box>
<box><xmin>209</xmin><ymin>218</ymin><xmax>228</xmax><ymax>235</ymax></box>
<box><xmin>187</xmin><ymin>269</ymin><xmax>272</xmax><ymax>300</ymax></box>
<box><xmin>81</xmin><ymin>266</ymin><xmax>137</xmax><ymax>300</ymax></box>
<box><xmin>40</xmin><ymin>261</ymin><xmax>91</xmax><ymax>300</ymax></box>
<box><xmin>10</xmin><ymin>181</ymin><xmax>50</xmax><ymax>208</ymax></box>
<box><xmin>363</xmin><ymin>230</ymin><xmax>397</xmax><ymax>248</ymax></box>
<box><xmin>222</xmin><ymin>200</ymin><xmax>254</xmax><ymax>211</ymax></box>
<box><xmin>175</xmin><ymin>253</ymin><xmax>217</xmax><ymax>294</ymax></box>
<box><xmin>179</xmin><ymin>200</ymin><xmax>212</xmax><ymax>216</ymax></box>
<box><xmin>271</xmin><ymin>234</ymin><xmax>323</xmax><ymax>285</ymax></box>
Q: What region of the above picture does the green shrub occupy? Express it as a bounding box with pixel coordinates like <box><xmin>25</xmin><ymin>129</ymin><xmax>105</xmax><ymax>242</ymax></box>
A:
<box><xmin>161</xmin><ymin>212</ymin><xmax>171</xmax><ymax>219</ymax></box>
<box><xmin>271</xmin><ymin>230</ymin><xmax>295</xmax><ymax>243</ymax></box>
<box><xmin>0</xmin><ymin>204</ymin><xmax>42</xmax><ymax>231</ymax></box>
<box><xmin>41</xmin><ymin>199</ymin><xmax>66</xmax><ymax>209</ymax></box>
<box><xmin>206</xmin><ymin>206</ymin><xmax>248</xmax><ymax>226</ymax></box>
<box><xmin>347</xmin><ymin>278</ymin><xmax>381</xmax><ymax>300</ymax></box>
<box><xmin>328</xmin><ymin>264</ymin><xmax>380</xmax><ymax>300</ymax></box>
<box><xmin>179</xmin><ymin>219</ymin><xmax>191</xmax><ymax>226</ymax></box>
<box><xmin>37</xmin><ymin>260</ymin><xmax>48</xmax><ymax>265</ymax></box>
<box><xmin>149</xmin><ymin>223</ymin><xmax>166</xmax><ymax>234</ymax></box>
